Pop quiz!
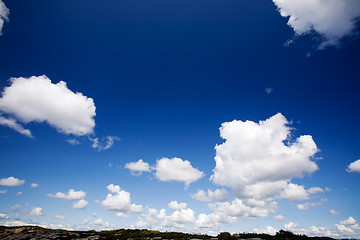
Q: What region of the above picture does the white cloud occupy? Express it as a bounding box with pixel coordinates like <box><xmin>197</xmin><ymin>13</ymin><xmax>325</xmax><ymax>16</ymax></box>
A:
<box><xmin>192</xmin><ymin>188</ymin><xmax>229</xmax><ymax>202</ymax></box>
<box><xmin>47</xmin><ymin>189</ymin><xmax>86</xmax><ymax>200</ymax></box>
<box><xmin>169</xmin><ymin>209</ymin><xmax>195</xmax><ymax>224</ymax></box>
<box><xmin>30</xmin><ymin>207</ymin><xmax>43</xmax><ymax>216</ymax></box>
<box><xmin>125</xmin><ymin>159</ymin><xmax>152</xmax><ymax>175</ymax></box>
<box><xmin>0</xmin><ymin>189</ymin><xmax>7</xmax><ymax>194</ymax></box>
<box><xmin>155</xmin><ymin>157</ymin><xmax>204</xmax><ymax>188</ymax></box>
<box><xmin>0</xmin><ymin>75</ymin><xmax>96</xmax><ymax>136</ymax></box>
<box><xmin>116</xmin><ymin>212</ymin><xmax>128</xmax><ymax>218</ymax></box>
<box><xmin>211</xmin><ymin>113</ymin><xmax>318</xmax><ymax>201</ymax></box>
<box><xmin>101</xmin><ymin>184</ymin><xmax>143</xmax><ymax>213</ymax></box>
<box><xmin>296</xmin><ymin>201</ymin><xmax>322</xmax><ymax>210</ymax></box>
<box><xmin>0</xmin><ymin>0</ymin><xmax>9</xmax><ymax>35</ymax></box>
<box><xmin>272</xmin><ymin>0</ymin><xmax>360</xmax><ymax>48</ymax></box>
<box><xmin>107</xmin><ymin>184</ymin><xmax>121</xmax><ymax>193</ymax></box>
<box><xmin>192</xmin><ymin>190</ymin><xmax>210</xmax><ymax>202</ymax></box>
<box><xmin>209</xmin><ymin>198</ymin><xmax>278</xmax><ymax>220</ymax></box>
<box><xmin>308</xmin><ymin>187</ymin><xmax>324</xmax><ymax>194</ymax></box>
<box><xmin>91</xmin><ymin>136</ymin><xmax>120</xmax><ymax>151</ymax></box>
<box><xmin>93</xmin><ymin>218</ymin><xmax>114</xmax><ymax>229</ymax></box>
<box><xmin>16</xmin><ymin>191</ymin><xmax>23</xmax><ymax>196</ymax></box>
<box><xmin>274</xmin><ymin>215</ymin><xmax>285</xmax><ymax>221</ymax></box>
<box><xmin>339</xmin><ymin>216</ymin><xmax>358</xmax><ymax>226</ymax></box>
<box><xmin>254</xmin><ymin>226</ymin><xmax>278</xmax><ymax>235</ymax></box>
<box><xmin>347</xmin><ymin>159</ymin><xmax>360</xmax><ymax>173</ymax></box>
<box><xmin>72</xmin><ymin>199</ymin><xmax>88</xmax><ymax>209</ymax></box>
<box><xmin>336</xmin><ymin>217</ymin><xmax>360</xmax><ymax>235</ymax></box>
<box><xmin>330</xmin><ymin>209</ymin><xmax>340</xmax><ymax>215</ymax></box>
<box><xmin>0</xmin><ymin>176</ymin><xmax>25</xmax><ymax>186</ymax></box>
<box><xmin>3</xmin><ymin>220</ymin><xmax>32</xmax><ymax>227</ymax></box>
<box><xmin>67</xmin><ymin>138</ymin><xmax>80</xmax><ymax>145</ymax></box>
<box><xmin>0</xmin><ymin>116</ymin><xmax>33</xmax><ymax>138</ymax></box>
<box><xmin>281</xmin><ymin>183</ymin><xmax>309</xmax><ymax>201</ymax></box>
<box><xmin>195</xmin><ymin>212</ymin><xmax>237</xmax><ymax>229</ymax></box>
<box><xmin>11</xmin><ymin>204</ymin><xmax>21</xmax><ymax>211</ymax></box>
<box><xmin>54</xmin><ymin>215</ymin><xmax>65</xmax><ymax>220</ymax></box>
<box><xmin>0</xmin><ymin>213</ymin><xmax>9</xmax><ymax>219</ymax></box>
<box><xmin>168</xmin><ymin>201</ymin><xmax>187</xmax><ymax>210</ymax></box>
<box><xmin>31</xmin><ymin>183</ymin><xmax>39</xmax><ymax>188</ymax></box>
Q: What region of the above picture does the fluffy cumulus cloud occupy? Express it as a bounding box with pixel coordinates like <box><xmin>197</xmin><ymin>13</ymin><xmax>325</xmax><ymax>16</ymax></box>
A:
<box><xmin>30</xmin><ymin>183</ymin><xmax>39</xmax><ymax>188</ymax></box>
<box><xmin>47</xmin><ymin>189</ymin><xmax>86</xmax><ymax>200</ymax></box>
<box><xmin>0</xmin><ymin>0</ymin><xmax>9</xmax><ymax>35</ymax></box>
<box><xmin>101</xmin><ymin>184</ymin><xmax>143</xmax><ymax>213</ymax></box>
<box><xmin>272</xmin><ymin>0</ymin><xmax>360</xmax><ymax>48</ymax></box>
<box><xmin>169</xmin><ymin>209</ymin><xmax>195</xmax><ymax>224</ymax></box>
<box><xmin>72</xmin><ymin>199</ymin><xmax>88</xmax><ymax>209</ymax></box>
<box><xmin>168</xmin><ymin>201</ymin><xmax>187</xmax><ymax>210</ymax></box>
<box><xmin>192</xmin><ymin>188</ymin><xmax>229</xmax><ymax>202</ymax></box>
<box><xmin>125</xmin><ymin>159</ymin><xmax>152</xmax><ymax>175</ymax></box>
<box><xmin>134</xmin><ymin>206</ymin><xmax>204</xmax><ymax>231</ymax></box>
<box><xmin>211</xmin><ymin>113</ymin><xmax>319</xmax><ymax>201</ymax></box>
<box><xmin>0</xmin><ymin>75</ymin><xmax>96</xmax><ymax>136</ymax></box>
<box><xmin>347</xmin><ymin>159</ymin><xmax>360</xmax><ymax>173</ymax></box>
<box><xmin>280</xmin><ymin>183</ymin><xmax>309</xmax><ymax>201</ymax></box>
<box><xmin>29</xmin><ymin>207</ymin><xmax>43</xmax><ymax>216</ymax></box>
<box><xmin>0</xmin><ymin>176</ymin><xmax>25</xmax><ymax>186</ymax></box>
<box><xmin>155</xmin><ymin>157</ymin><xmax>204</xmax><ymax>188</ymax></box>
<box><xmin>54</xmin><ymin>215</ymin><xmax>65</xmax><ymax>220</ymax></box>
<box><xmin>209</xmin><ymin>198</ymin><xmax>278</xmax><ymax>220</ymax></box>
<box><xmin>195</xmin><ymin>212</ymin><xmax>237</xmax><ymax>229</ymax></box>
<box><xmin>336</xmin><ymin>217</ymin><xmax>360</xmax><ymax>235</ymax></box>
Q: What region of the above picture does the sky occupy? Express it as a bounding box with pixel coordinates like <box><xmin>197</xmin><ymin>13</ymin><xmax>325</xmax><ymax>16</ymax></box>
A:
<box><xmin>0</xmin><ymin>0</ymin><xmax>360</xmax><ymax>238</ymax></box>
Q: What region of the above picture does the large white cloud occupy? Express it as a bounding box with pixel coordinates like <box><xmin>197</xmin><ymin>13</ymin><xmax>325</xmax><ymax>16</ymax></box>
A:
<box><xmin>273</xmin><ymin>0</ymin><xmax>360</xmax><ymax>48</ymax></box>
<box><xmin>0</xmin><ymin>176</ymin><xmax>25</xmax><ymax>186</ymax></box>
<box><xmin>211</xmin><ymin>113</ymin><xmax>319</xmax><ymax>201</ymax></box>
<box><xmin>0</xmin><ymin>75</ymin><xmax>96</xmax><ymax>136</ymax></box>
<box><xmin>0</xmin><ymin>0</ymin><xmax>9</xmax><ymax>35</ymax></box>
<box><xmin>47</xmin><ymin>189</ymin><xmax>86</xmax><ymax>200</ymax></box>
<box><xmin>125</xmin><ymin>159</ymin><xmax>152</xmax><ymax>175</ymax></box>
<box><xmin>347</xmin><ymin>159</ymin><xmax>360</xmax><ymax>173</ymax></box>
<box><xmin>155</xmin><ymin>157</ymin><xmax>204</xmax><ymax>188</ymax></box>
<box><xmin>101</xmin><ymin>184</ymin><xmax>143</xmax><ymax>213</ymax></box>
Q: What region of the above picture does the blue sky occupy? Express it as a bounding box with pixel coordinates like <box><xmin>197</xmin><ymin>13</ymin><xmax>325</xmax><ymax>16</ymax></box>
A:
<box><xmin>0</xmin><ymin>0</ymin><xmax>360</xmax><ymax>237</ymax></box>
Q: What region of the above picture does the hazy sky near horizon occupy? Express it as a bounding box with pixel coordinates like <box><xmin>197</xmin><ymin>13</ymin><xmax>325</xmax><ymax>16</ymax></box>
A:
<box><xmin>1</xmin><ymin>0</ymin><xmax>360</xmax><ymax>238</ymax></box>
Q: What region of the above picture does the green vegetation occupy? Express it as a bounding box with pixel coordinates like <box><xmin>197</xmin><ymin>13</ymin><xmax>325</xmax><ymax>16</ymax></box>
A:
<box><xmin>0</xmin><ymin>226</ymin><xmax>352</xmax><ymax>240</ymax></box>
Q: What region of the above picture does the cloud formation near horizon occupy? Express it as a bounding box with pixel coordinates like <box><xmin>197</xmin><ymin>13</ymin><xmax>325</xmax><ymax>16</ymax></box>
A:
<box><xmin>273</xmin><ymin>0</ymin><xmax>360</xmax><ymax>48</ymax></box>
<box><xmin>211</xmin><ymin>113</ymin><xmax>319</xmax><ymax>201</ymax></box>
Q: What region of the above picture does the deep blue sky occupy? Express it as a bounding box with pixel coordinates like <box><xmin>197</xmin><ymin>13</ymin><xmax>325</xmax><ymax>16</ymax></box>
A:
<box><xmin>0</xmin><ymin>0</ymin><xmax>360</xmax><ymax>237</ymax></box>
